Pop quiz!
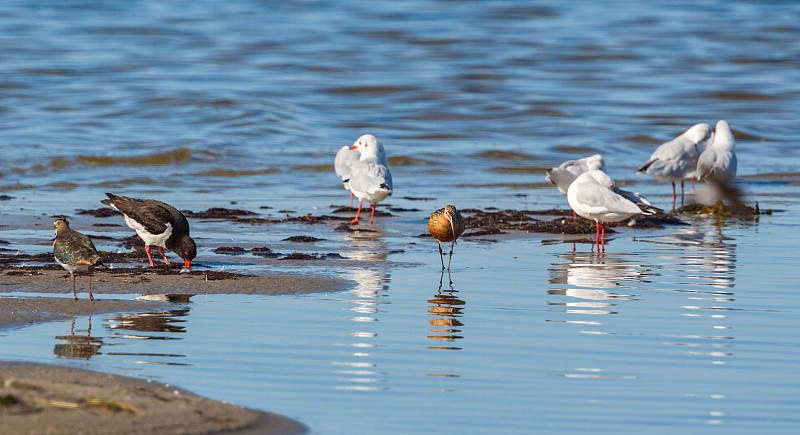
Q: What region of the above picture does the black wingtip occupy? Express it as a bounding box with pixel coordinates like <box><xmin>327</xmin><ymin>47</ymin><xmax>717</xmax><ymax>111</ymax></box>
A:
<box><xmin>636</xmin><ymin>160</ymin><xmax>653</xmax><ymax>173</ymax></box>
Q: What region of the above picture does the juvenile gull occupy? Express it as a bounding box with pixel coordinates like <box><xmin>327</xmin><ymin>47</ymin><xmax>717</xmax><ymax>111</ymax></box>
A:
<box><xmin>347</xmin><ymin>134</ymin><xmax>393</xmax><ymax>224</ymax></box>
<box><xmin>637</xmin><ymin>123</ymin><xmax>713</xmax><ymax>203</ymax></box>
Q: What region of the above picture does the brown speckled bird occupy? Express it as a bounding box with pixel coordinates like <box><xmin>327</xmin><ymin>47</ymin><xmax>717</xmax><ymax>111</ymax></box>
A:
<box><xmin>427</xmin><ymin>205</ymin><xmax>465</xmax><ymax>269</ymax></box>
<box><xmin>53</xmin><ymin>218</ymin><xmax>104</xmax><ymax>301</ymax></box>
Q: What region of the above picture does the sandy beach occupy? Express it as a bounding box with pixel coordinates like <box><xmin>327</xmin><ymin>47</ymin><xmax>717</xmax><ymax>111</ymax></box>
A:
<box><xmin>0</xmin><ymin>361</ymin><xmax>306</xmax><ymax>435</ymax></box>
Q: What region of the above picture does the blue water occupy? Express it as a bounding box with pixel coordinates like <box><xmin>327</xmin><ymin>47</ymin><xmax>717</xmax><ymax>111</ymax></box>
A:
<box><xmin>2</xmin><ymin>0</ymin><xmax>800</xmax><ymax>433</ymax></box>
<box><xmin>3</xmin><ymin>214</ymin><xmax>800</xmax><ymax>433</ymax></box>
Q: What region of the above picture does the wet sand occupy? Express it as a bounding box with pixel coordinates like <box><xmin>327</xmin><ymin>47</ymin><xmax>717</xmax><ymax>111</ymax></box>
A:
<box><xmin>0</xmin><ymin>361</ymin><xmax>306</xmax><ymax>435</ymax></box>
<box><xmin>2</xmin><ymin>267</ymin><xmax>350</xmax><ymax>297</ymax></box>
<box><xmin>0</xmin><ymin>296</ymin><xmax>170</xmax><ymax>331</ymax></box>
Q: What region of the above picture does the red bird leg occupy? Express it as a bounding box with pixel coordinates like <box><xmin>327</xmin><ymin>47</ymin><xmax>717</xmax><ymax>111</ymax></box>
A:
<box><xmin>71</xmin><ymin>272</ymin><xmax>77</xmax><ymax>300</ymax></box>
<box><xmin>573</xmin><ymin>211</ymin><xmax>577</xmax><ymax>219</ymax></box>
<box><xmin>158</xmin><ymin>246</ymin><xmax>170</xmax><ymax>265</ymax></box>
<box><xmin>88</xmin><ymin>269</ymin><xmax>94</xmax><ymax>301</ymax></box>
<box><xmin>595</xmin><ymin>223</ymin><xmax>600</xmax><ymax>249</ymax></box>
<box><xmin>672</xmin><ymin>181</ymin><xmax>677</xmax><ymax>202</ymax></box>
<box><xmin>601</xmin><ymin>223</ymin><xmax>606</xmax><ymax>253</ymax></box>
<box><xmin>350</xmin><ymin>192</ymin><xmax>354</xmax><ymax>208</ymax></box>
<box><xmin>681</xmin><ymin>180</ymin><xmax>685</xmax><ymax>205</ymax></box>
<box><xmin>351</xmin><ymin>200</ymin><xmax>362</xmax><ymax>224</ymax></box>
<box><xmin>369</xmin><ymin>203</ymin><xmax>376</xmax><ymax>223</ymax></box>
<box><xmin>145</xmin><ymin>245</ymin><xmax>155</xmax><ymax>267</ymax></box>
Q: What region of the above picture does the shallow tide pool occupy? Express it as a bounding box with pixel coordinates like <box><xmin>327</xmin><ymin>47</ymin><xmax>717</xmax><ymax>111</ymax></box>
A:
<box><xmin>2</xmin><ymin>213</ymin><xmax>798</xmax><ymax>434</ymax></box>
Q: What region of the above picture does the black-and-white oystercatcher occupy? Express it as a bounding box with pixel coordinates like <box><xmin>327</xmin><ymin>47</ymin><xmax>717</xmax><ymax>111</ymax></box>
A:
<box><xmin>101</xmin><ymin>193</ymin><xmax>197</xmax><ymax>269</ymax></box>
<box><xmin>53</xmin><ymin>218</ymin><xmax>104</xmax><ymax>301</ymax></box>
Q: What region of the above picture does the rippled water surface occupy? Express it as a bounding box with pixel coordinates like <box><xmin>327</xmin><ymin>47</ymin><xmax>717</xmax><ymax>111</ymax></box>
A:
<box><xmin>2</xmin><ymin>0</ymin><xmax>800</xmax><ymax>433</ymax></box>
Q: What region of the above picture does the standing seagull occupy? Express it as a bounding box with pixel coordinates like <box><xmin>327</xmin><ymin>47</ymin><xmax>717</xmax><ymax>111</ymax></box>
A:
<box><xmin>53</xmin><ymin>218</ymin><xmax>104</xmax><ymax>301</ymax></box>
<box><xmin>348</xmin><ymin>134</ymin><xmax>393</xmax><ymax>224</ymax></box>
<box><xmin>428</xmin><ymin>205</ymin><xmax>465</xmax><ymax>269</ymax></box>
<box><xmin>696</xmin><ymin>120</ymin><xmax>737</xmax><ymax>183</ymax></box>
<box><xmin>101</xmin><ymin>193</ymin><xmax>196</xmax><ymax>269</ymax></box>
<box><xmin>334</xmin><ymin>144</ymin><xmax>361</xmax><ymax>207</ymax></box>
<box><xmin>568</xmin><ymin>170</ymin><xmax>660</xmax><ymax>252</ymax></box>
<box><xmin>637</xmin><ymin>123</ymin><xmax>714</xmax><ymax>203</ymax></box>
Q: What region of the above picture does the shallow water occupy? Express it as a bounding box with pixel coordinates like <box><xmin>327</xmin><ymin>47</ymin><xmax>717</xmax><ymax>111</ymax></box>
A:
<box><xmin>2</xmin><ymin>0</ymin><xmax>800</xmax><ymax>433</ymax></box>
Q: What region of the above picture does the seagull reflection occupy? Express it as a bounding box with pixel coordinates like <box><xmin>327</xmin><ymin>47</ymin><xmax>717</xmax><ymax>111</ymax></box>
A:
<box><xmin>427</xmin><ymin>270</ymin><xmax>465</xmax><ymax>350</ymax></box>
<box><xmin>639</xmin><ymin>223</ymin><xmax>737</xmax><ymax>290</ymax></box>
<box><xmin>333</xmin><ymin>267</ymin><xmax>390</xmax><ymax>391</ymax></box>
<box><xmin>107</xmin><ymin>308</ymin><xmax>190</xmax><ymax>336</ymax></box>
<box><xmin>547</xmin><ymin>252</ymin><xmax>644</xmax><ymax>319</ymax></box>
<box><xmin>54</xmin><ymin>316</ymin><xmax>102</xmax><ymax>360</ymax></box>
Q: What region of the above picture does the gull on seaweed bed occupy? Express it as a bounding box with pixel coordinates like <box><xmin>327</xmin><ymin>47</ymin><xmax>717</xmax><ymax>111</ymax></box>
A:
<box><xmin>53</xmin><ymin>218</ymin><xmax>105</xmax><ymax>301</ymax></box>
<box><xmin>567</xmin><ymin>169</ymin><xmax>660</xmax><ymax>252</ymax></box>
<box><xmin>637</xmin><ymin>123</ymin><xmax>714</xmax><ymax>203</ymax></box>
<box><xmin>347</xmin><ymin>134</ymin><xmax>393</xmax><ymax>224</ymax></box>
<box><xmin>101</xmin><ymin>193</ymin><xmax>196</xmax><ymax>270</ymax></box>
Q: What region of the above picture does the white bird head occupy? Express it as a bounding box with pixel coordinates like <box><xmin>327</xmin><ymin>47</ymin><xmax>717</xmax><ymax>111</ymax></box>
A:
<box><xmin>351</xmin><ymin>134</ymin><xmax>384</xmax><ymax>160</ymax></box>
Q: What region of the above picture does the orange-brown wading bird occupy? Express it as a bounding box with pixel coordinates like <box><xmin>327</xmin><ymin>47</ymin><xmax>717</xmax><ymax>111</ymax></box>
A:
<box><xmin>427</xmin><ymin>205</ymin><xmax>465</xmax><ymax>269</ymax></box>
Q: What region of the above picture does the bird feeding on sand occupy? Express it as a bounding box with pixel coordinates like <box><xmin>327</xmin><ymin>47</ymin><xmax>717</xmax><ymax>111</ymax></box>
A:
<box><xmin>637</xmin><ymin>123</ymin><xmax>713</xmax><ymax>203</ymax></box>
<box><xmin>428</xmin><ymin>205</ymin><xmax>465</xmax><ymax>269</ymax></box>
<box><xmin>101</xmin><ymin>193</ymin><xmax>196</xmax><ymax>270</ymax></box>
<box><xmin>53</xmin><ymin>218</ymin><xmax>104</xmax><ymax>301</ymax></box>
<box><xmin>567</xmin><ymin>170</ymin><xmax>660</xmax><ymax>252</ymax></box>
<box><xmin>347</xmin><ymin>134</ymin><xmax>393</xmax><ymax>224</ymax></box>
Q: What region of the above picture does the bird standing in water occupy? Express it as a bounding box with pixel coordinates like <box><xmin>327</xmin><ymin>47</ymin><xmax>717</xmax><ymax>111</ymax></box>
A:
<box><xmin>428</xmin><ymin>205</ymin><xmax>465</xmax><ymax>269</ymax></box>
<box><xmin>567</xmin><ymin>170</ymin><xmax>659</xmax><ymax>252</ymax></box>
<box><xmin>53</xmin><ymin>218</ymin><xmax>104</xmax><ymax>301</ymax></box>
<box><xmin>101</xmin><ymin>193</ymin><xmax>196</xmax><ymax>269</ymax></box>
<box><xmin>637</xmin><ymin>123</ymin><xmax>714</xmax><ymax>204</ymax></box>
<box><xmin>347</xmin><ymin>134</ymin><xmax>393</xmax><ymax>224</ymax></box>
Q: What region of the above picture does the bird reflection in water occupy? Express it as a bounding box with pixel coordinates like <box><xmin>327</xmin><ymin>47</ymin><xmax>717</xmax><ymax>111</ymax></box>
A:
<box><xmin>427</xmin><ymin>271</ymin><xmax>465</xmax><ymax>350</ymax></box>
<box><xmin>333</xmin><ymin>267</ymin><xmax>390</xmax><ymax>391</ymax></box>
<box><xmin>54</xmin><ymin>316</ymin><xmax>102</xmax><ymax>360</ymax></box>
<box><xmin>107</xmin><ymin>308</ymin><xmax>190</xmax><ymax>335</ymax></box>
<box><xmin>548</xmin><ymin>252</ymin><xmax>640</xmax><ymax>312</ymax></box>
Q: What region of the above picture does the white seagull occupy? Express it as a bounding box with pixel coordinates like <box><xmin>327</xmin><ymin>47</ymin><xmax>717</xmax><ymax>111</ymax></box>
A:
<box><xmin>348</xmin><ymin>134</ymin><xmax>393</xmax><ymax>224</ymax></box>
<box><xmin>334</xmin><ymin>144</ymin><xmax>361</xmax><ymax>207</ymax></box>
<box><xmin>696</xmin><ymin>120</ymin><xmax>737</xmax><ymax>183</ymax></box>
<box><xmin>567</xmin><ymin>169</ymin><xmax>660</xmax><ymax>251</ymax></box>
<box><xmin>546</xmin><ymin>154</ymin><xmax>606</xmax><ymax>196</ymax></box>
<box><xmin>636</xmin><ymin>123</ymin><xmax>714</xmax><ymax>203</ymax></box>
